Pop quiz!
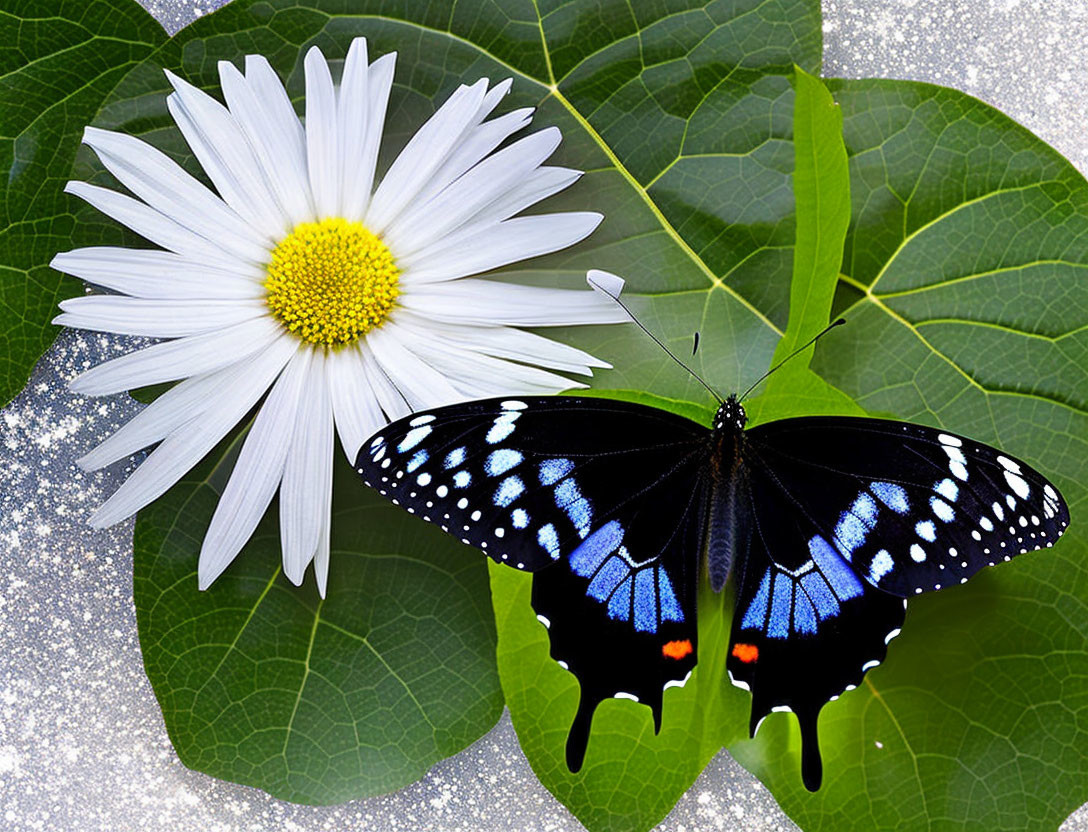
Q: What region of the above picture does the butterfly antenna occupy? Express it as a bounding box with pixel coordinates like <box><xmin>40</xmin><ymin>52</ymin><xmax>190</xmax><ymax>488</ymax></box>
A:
<box><xmin>587</xmin><ymin>271</ymin><xmax>722</xmax><ymax>404</ymax></box>
<box><xmin>739</xmin><ymin>318</ymin><xmax>846</xmax><ymax>402</ymax></box>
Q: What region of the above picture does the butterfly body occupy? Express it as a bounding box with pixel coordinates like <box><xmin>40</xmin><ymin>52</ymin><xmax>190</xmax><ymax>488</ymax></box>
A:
<box><xmin>356</xmin><ymin>392</ymin><xmax>1068</xmax><ymax>790</ymax></box>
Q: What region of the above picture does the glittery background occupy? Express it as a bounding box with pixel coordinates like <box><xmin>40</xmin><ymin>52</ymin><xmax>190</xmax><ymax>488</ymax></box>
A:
<box><xmin>2</xmin><ymin>1</ymin><xmax>1086</xmax><ymax>829</ymax></box>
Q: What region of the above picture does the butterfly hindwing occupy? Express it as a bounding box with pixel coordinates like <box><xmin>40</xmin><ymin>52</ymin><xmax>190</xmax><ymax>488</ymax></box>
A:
<box><xmin>725</xmin><ymin>460</ymin><xmax>906</xmax><ymax>791</ymax></box>
<box><xmin>745</xmin><ymin>417</ymin><xmax>1070</xmax><ymax>598</ymax></box>
<box><xmin>532</xmin><ymin>447</ymin><xmax>707</xmax><ymax>770</ymax></box>
<box><xmin>357</xmin><ymin>396</ymin><xmax>710</xmax><ymax>767</ymax></box>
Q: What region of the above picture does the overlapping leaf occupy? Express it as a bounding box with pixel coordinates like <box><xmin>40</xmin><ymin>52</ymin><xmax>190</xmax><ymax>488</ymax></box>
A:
<box><xmin>0</xmin><ymin>0</ymin><xmax>165</xmax><ymax>404</ymax></box>
<box><xmin>730</xmin><ymin>79</ymin><xmax>1088</xmax><ymax>832</ymax></box>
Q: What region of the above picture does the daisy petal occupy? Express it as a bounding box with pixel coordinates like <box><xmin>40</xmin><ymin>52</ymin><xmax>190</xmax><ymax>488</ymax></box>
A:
<box><xmin>81</xmin><ymin>127</ymin><xmax>270</xmax><ymax>262</ymax></box>
<box><xmin>468</xmin><ymin>166</ymin><xmax>582</xmax><ymax>228</ymax></box>
<box><xmin>400</xmin><ymin>104</ymin><xmax>532</xmax><ymax>219</ymax></box>
<box><xmin>198</xmin><ymin>348</ymin><xmax>312</xmax><ymax>589</ymax></box>
<box><xmin>65</xmin><ymin>182</ymin><xmax>245</xmax><ymax>269</ymax></box>
<box><xmin>400</xmin><ymin>212</ymin><xmax>602</xmax><ymax>283</ymax></box>
<box><xmin>400</xmin><ymin>279</ymin><xmax>629</xmax><ymax>327</ymax></box>
<box><xmin>341</xmin><ymin>51</ymin><xmax>395</xmax><ymax>223</ymax></box>
<box><xmin>222</xmin><ymin>57</ymin><xmax>314</xmax><ymax>226</ymax></box>
<box><xmin>326</xmin><ymin>344</ymin><xmax>385</xmax><ymax>461</ymax></box>
<box><xmin>395</xmin><ymin>310</ymin><xmax>610</xmax><ymax>374</ymax></box>
<box><xmin>305</xmin><ymin>46</ymin><xmax>340</xmax><ymax>219</ymax></box>
<box><xmin>392</xmin><ymin>325</ymin><xmax>585</xmax><ymax>398</ymax></box>
<box><xmin>358</xmin><ymin>345</ymin><xmax>411</xmax><ymax>421</ymax></box>
<box><xmin>165</xmin><ymin>71</ymin><xmax>288</xmax><ymax>238</ymax></box>
<box><xmin>55</xmin><ymin>296</ymin><xmax>266</xmax><ymax>338</ymax></box>
<box><xmin>86</xmin><ymin>336</ymin><xmax>300</xmax><ymax>528</ymax></box>
<box><xmin>69</xmin><ymin>316</ymin><xmax>282</xmax><ymax>395</ymax></box>
<box><xmin>337</xmin><ymin>38</ymin><xmax>370</xmax><ymax>220</ymax></box>
<box><xmin>365</xmin><ymin>326</ymin><xmax>465</xmax><ymax>410</ymax></box>
<box><xmin>51</xmin><ymin>247</ymin><xmax>264</xmax><ymax>299</ymax></box>
<box><xmin>366</xmin><ymin>79</ymin><xmax>489</xmax><ymax>232</ymax></box>
<box><xmin>386</xmin><ymin>127</ymin><xmax>561</xmax><ymax>257</ymax></box>
<box><xmin>313</xmin><ymin>512</ymin><xmax>331</xmax><ymax>599</ymax></box>
<box><xmin>280</xmin><ymin>354</ymin><xmax>334</xmax><ymax>585</ymax></box>
<box><xmin>77</xmin><ymin>334</ymin><xmax>298</xmax><ymax>471</ymax></box>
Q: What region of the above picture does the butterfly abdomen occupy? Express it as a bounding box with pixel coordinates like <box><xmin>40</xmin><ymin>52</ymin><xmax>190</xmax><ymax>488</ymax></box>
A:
<box><xmin>705</xmin><ymin>427</ymin><xmax>750</xmax><ymax>592</ymax></box>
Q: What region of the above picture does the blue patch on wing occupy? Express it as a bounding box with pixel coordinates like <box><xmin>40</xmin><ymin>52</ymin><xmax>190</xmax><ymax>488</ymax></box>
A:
<box><xmin>808</xmin><ymin>535</ymin><xmax>863</xmax><ymax>601</ymax></box>
<box><xmin>741</xmin><ymin>569</ymin><xmax>772</xmax><ymax>630</ymax></box>
<box><xmin>800</xmin><ymin>571</ymin><xmax>839</xmax><ymax>620</ymax></box>
<box><xmin>792</xmin><ymin>588</ymin><xmax>817</xmax><ymax>635</ymax></box>
<box><xmin>444</xmin><ymin>446</ymin><xmax>466</xmax><ymax>469</ymax></box>
<box><xmin>658</xmin><ymin>567</ymin><xmax>684</xmax><ymax>622</ymax></box>
<box><xmin>486</xmin><ymin>449</ymin><xmax>523</xmax><ymax>476</ymax></box>
<box><xmin>569</xmin><ymin>520</ymin><xmax>623</xmax><ymax>577</ymax></box>
<box><xmin>608</xmin><ymin>576</ymin><xmax>632</xmax><ymax>620</ymax></box>
<box><xmin>555</xmin><ymin>477</ymin><xmax>592</xmax><ymax>538</ymax></box>
<box><xmin>537</xmin><ymin>523</ymin><xmax>560</xmax><ymax>560</ymax></box>
<box><xmin>870</xmin><ymin>481</ymin><xmax>908</xmax><ymax>513</ymax></box>
<box><xmin>768</xmin><ymin>573</ymin><xmax>792</xmax><ymax>638</ymax></box>
<box><xmin>588</xmin><ymin>556</ymin><xmax>627</xmax><ymax>601</ymax></box>
<box><xmin>539</xmin><ymin>458</ymin><xmax>574</xmax><ymax>485</ymax></box>
<box><xmin>493</xmin><ymin>475</ymin><xmax>524</xmax><ymax>507</ymax></box>
<box><xmin>633</xmin><ymin>569</ymin><xmax>656</xmax><ymax>632</ymax></box>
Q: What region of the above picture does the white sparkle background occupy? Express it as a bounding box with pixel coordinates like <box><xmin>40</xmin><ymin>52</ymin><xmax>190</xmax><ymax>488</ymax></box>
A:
<box><xmin>1</xmin><ymin>1</ymin><xmax>1086</xmax><ymax>830</ymax></box>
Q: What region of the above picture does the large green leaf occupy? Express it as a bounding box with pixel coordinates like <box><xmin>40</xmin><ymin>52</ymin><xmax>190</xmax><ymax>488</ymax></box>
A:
<box><xmin>85</xmin><ymin>0</ymin><xmax>819</xmax><ymax>809</ymax></box>
<box><xmin>730</xmin><ymin>79</ymin><xmax>1088</xmax><ymax>831</ymax></box>
<box><xmin>135</xmin><ymin>427</ymin><xmax>503</xmax><ymax>803</ymax></box>
<box><xmin>0</xmin><ymin>0</ymin><xmax>166</xmax><ymax>405</ymax></box>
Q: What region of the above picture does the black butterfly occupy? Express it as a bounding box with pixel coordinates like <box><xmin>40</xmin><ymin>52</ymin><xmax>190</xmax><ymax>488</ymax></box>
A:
<box><xmin>355</xmin><ymin>389</ymin><xmax>1069</xmax><ymax>790</ymax></box>
<box><xmin>357</xmin><ymin>259</ymin><xmax>1069</xmax><ymax>790</ymax></box>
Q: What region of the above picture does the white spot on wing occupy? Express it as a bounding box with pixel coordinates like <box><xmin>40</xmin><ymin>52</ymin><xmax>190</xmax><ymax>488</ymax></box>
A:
<box><xmin>1004</xmin><ymin>471</ymin><xmax>1030</xmax><ymax>498</ymax></box>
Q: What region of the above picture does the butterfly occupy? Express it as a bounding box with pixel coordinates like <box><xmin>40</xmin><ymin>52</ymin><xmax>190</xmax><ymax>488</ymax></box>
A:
<box><xmin>353</xmin><ymin>275</ymin><xmax>1070</xmax><ymax>791</ymax></box>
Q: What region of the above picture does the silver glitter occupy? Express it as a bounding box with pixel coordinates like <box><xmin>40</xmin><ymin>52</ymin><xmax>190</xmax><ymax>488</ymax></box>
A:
<box><xmin>1</xmin><ymin>1</ymin><xmax>1085</xmax><ymax>829</ymax></box>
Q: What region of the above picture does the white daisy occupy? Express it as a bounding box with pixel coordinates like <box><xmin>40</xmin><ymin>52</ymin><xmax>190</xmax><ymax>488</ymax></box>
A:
<box><xmin>52</xmin><ymin>38</ymin><xmax>624</xmax><ymax>595</ymax></box>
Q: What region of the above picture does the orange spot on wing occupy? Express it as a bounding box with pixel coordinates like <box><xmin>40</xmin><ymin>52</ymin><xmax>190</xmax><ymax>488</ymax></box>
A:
<box><xmin>662</xmin><ymin>639</ymin><xmax>693</xmax><ymax>660</ymax></box>
<box><xmin>731</xmin><ymin>643</ymin><xmax>759</xmax><ymax>664</ymax></box>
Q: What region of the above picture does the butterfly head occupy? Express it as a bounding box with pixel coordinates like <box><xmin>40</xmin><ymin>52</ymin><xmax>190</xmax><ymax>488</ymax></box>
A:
<box><xmin>714</xmin><ymin>394</ymin><xmax>747</xmax><ymax>434</ymax></box>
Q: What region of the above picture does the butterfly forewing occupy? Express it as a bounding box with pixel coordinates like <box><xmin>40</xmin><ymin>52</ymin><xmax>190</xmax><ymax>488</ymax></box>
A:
<box><xmin>745</xmin><ymin>417</ymin><xmax>1070</xmax><ymax>598</ymax></box>
<box><xmin>356</xmin><ymin>396</ymin><xmax>711</xmax><ymax>767</ymax></box>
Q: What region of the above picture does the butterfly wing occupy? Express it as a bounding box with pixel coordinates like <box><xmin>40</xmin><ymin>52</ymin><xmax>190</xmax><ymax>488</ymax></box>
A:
<box><xmin>724</xmin><ymin>461</ymin><xmax>906</xmax><ymax>791</ymax></box>
<box><xmin>356</xmin><ymin>396</ymin><xmax>711</xmax><ymax>769</ymax></box>
<box><xmin>745</xmin><ymin>417</ymin><xmax>1070</xmax><ymax>597</ymax></box>
<box><xmin>727</xmin><ymin>415</ymin><xmax>1069</xmax><ymax>790</ymax></box>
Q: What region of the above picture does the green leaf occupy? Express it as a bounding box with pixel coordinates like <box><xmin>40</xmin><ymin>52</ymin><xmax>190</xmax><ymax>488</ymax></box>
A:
<box><xmin>87</xmin><ymin>0</ymin><xmax>820</xmax><ymax>812</ymax></box>
<box><xmin>0</xmin><ymin>0</ymin><xmax>166</xmax><ymax>405</ymax></box>
<box><xmin>730</xmin><ymin>79</ymin><xmax>1088</xmax><ymax>830</ymax></box>
<box><xmin>134</xmin><ymin>429</ymin><xmax>503</xmax><ymax>804</ymax></box>
<box><xmin>750</xmin><ymin>64</ymin><xmax>860</xmax><ymax>425</ymax></box>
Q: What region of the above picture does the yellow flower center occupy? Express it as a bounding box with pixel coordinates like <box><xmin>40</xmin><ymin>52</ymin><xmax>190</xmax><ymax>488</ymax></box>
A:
<box><xmin>264</xmin><ymin>217</ymin><xmax>400</xmax><ymax>346</ymax></box>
